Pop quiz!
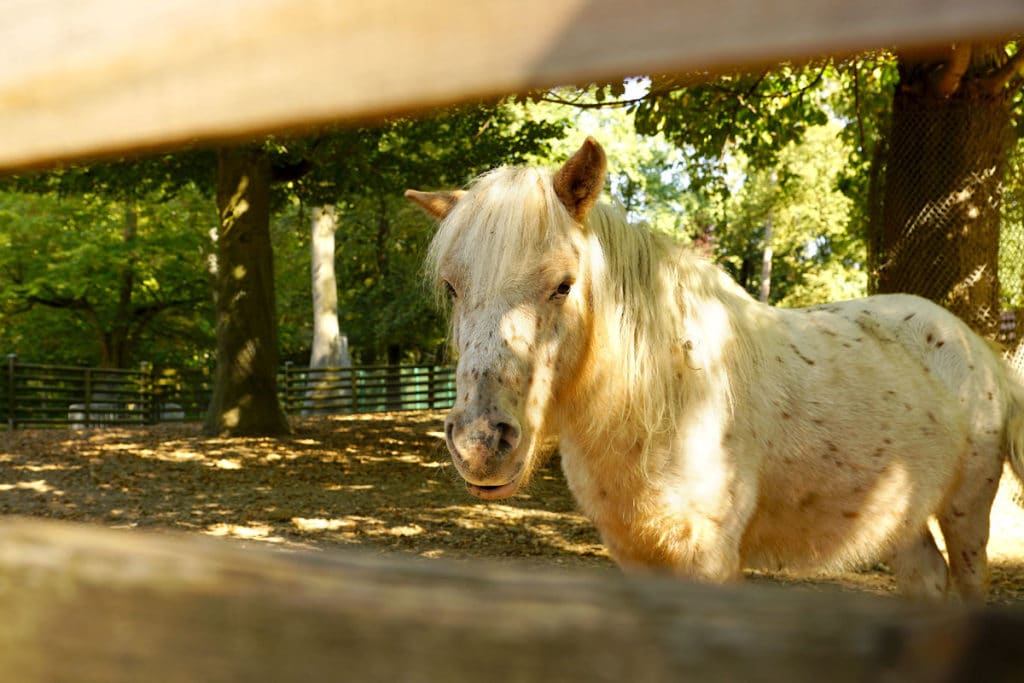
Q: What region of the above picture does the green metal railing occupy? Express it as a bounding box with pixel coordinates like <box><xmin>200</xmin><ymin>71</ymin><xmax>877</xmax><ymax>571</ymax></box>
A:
<box><xmin>279</xmin><ymin>363</ymin><xmax>455</xmax><ymax>415</ymax></box>
<box><xmin>4</xmin><ymin>354</ymin><xmax>454</xmax><ymax>429</ymax></box>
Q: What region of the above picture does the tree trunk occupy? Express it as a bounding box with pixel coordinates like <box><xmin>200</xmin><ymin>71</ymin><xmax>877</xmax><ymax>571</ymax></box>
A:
<box><xmin>869</xmin><ymin>45</ymin><xmax>1015</xmax><ymax>339</ymax></box>
<box><xmin>759</xmin><ymin>214</ymin><xmax>774</xmax><ymax>303</ymax></box>
<box><xmin>308</xmin><ymin>205</ymin><xmax>350</xmax><ymax>369</ymax></box>
<box><xmin>386</xmin><ymin>344</ymin><xmax>402</xmax><ymax>411</ymax></box>
<box><xmin>305</xmin><ymin>205</ymin><xmax>351</xmax><ymax>415</ymax></box>
<box><xmin>95</xmin><ymin>205</ymin><xmax>138</xmax><ymax>370</ymax></box>
<box><xmin>204</xmin><ymin>146</ymin><xmax>290</xmax><ymax>436</ymax></box>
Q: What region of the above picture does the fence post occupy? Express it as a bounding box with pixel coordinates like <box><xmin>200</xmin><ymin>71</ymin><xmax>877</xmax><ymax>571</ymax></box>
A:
<box><xmin>283</xmin><ymin>361</ymin><xmax>293</xmax><ymax>415</ymax></box>
<box><xmin>84</xmin><ymin>367</ymin><xmax>93</xmax><ymax>428</ymax></box>
<box><xmin>6</xmin><ymin>353</ymin><xmax>16</xmax><ymax>430</ymax></box>
<box><xmin>349</xmin><ymin>366</ymin><xmax>358</xmax><ymax>412</ymax></box>
<box><xmin>140</xmin><ymin>361</ymin><xmax>155</xmax><ymax>424</ymax></box>
<box><xmin>427</xmin><ymin>365</ymin><xmax>436</xmax><ymax>409</ymax></box>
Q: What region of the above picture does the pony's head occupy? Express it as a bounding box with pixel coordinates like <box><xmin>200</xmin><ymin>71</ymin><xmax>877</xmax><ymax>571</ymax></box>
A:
<box><xmin>407</xmin><ymin>138</ymin><xmax>607</xmax><ymax>499</ymax></box>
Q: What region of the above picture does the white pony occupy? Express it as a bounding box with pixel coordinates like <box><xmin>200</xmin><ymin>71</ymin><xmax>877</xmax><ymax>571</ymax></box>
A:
<box><xmin>407</xmin><ymin>138</ymin><xmax>1024</xmax><ymax>600</ymax></box>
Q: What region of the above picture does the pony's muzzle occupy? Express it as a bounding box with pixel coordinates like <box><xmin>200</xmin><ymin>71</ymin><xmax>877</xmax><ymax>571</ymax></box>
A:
<box><xmin>444</xmin><ymin>412</ymin><xmax>522</xmax><ymax>491</ymax></box>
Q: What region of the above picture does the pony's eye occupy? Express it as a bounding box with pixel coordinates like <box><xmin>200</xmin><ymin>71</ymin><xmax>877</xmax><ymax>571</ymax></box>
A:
<box><xmin>442</xmin><ymin>280</ymin><xmax>457</xmax><ymax>299</ymax></box>
<box><xmin>550</xmin><ymin>281</ymin><xmax>573</xmax><ymax>302</ymax></box>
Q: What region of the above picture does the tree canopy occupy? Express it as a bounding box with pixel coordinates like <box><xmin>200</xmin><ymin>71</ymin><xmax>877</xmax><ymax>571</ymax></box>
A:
<box><xmin>0</xmin><ymin>181</ymin><xmax>213</xmax><ymax>367</ymax></box>
<box><xmin>2</xmin><ymin>45</ymin><xmax>1022</xmax><ymax>379</ymax></box>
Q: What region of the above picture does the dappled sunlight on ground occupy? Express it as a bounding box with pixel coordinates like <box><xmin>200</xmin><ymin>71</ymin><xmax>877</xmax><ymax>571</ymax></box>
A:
<box><xmin>1</xmin><ymin>410</ymin><xmax>1024</xmax><ymax>602</ymax></box>
<box><xmin>0</xmin><ymin>411</ymin><xmax>610</xmax><ymax>570</ymax></box>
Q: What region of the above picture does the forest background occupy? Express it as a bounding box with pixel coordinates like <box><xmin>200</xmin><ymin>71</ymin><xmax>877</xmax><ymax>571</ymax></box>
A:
<box><xmin>1</xmin><ymin>47</ymin><xmax>1022</xmax><ymax>422</ymax></box>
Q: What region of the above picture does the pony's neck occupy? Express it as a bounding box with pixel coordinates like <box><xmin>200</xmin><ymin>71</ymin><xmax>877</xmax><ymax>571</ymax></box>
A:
<box><xmin>559</xmin><ymin>232</ymin><xmax>763</xmax><ymax>458</ymax></box>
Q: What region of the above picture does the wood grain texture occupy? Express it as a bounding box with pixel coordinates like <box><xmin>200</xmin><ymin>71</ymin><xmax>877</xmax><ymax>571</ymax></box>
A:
<box><xmin>0</xmin><ymin>518</ymin><xmax>1022</xmax><ymax>682</ymax></box>
<box><xmin>1</xmin><ymin>0</ymin><xmax>1023</xmax><ymax>169</ymax></box>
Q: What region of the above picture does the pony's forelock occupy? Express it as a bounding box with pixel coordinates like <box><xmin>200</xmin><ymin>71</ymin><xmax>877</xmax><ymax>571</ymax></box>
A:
<box><xmin>424</xmin><ymin>166</ymin><xmax>570</xmax><ymax>310</ymax></box>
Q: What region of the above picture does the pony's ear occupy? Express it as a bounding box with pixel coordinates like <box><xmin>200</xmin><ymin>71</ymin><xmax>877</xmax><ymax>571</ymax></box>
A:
<box><xmin>404</xmin><ymin>189</ymin><xmax>466</xmax><ymax>220</ymax></box>
<box><xmin>553</xmin><ymin>137</ymin><xmax>607</xmax><ymax>222</ymax></box>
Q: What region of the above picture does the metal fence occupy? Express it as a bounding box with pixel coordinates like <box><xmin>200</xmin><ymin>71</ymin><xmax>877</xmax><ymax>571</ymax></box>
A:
<box><xmin>279</xmin><ymin>363</ymin><xmax>455</xmax><ymax>415</ymax></box>
<box><xmin>3</xmin><ymin>354</ymin><xmax>455</xmax><ymax>430</ymax></box>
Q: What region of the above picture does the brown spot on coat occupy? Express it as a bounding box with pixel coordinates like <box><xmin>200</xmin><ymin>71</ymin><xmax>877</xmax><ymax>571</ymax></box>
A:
<box><xmin>789</xmin><ymin>343</ymin><xmax>816</xmax><ymax>365</ymax></box>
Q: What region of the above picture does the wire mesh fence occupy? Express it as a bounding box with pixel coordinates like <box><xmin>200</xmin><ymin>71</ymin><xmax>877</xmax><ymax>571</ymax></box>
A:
<box><xmin>867</xmin><ymin>91</ymin><xmax>1024</xmax><ymax>375</ymax></box>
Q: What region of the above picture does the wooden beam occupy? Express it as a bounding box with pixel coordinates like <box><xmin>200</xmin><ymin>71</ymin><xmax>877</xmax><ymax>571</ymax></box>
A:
<box><xmin>0</xmin><ymin>518</ymin><xmax>1022</xmax><ymax>681</ymax></box>
<box><xmin>1</xmin><ymin>0</ymin><xmax>1023</xmax><ymax>171</ymax></box>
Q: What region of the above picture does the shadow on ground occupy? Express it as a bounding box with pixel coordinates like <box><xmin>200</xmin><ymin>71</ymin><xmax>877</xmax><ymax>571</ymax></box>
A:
<box><xmin>0</xmin><ymin>411</ymin><xmax>608</xmax><ymax>567</ymax></box>
<box><xmin>2</xmin><ymin>410</ymin><xmax>1023</xmax><ymax>604</ymax></box>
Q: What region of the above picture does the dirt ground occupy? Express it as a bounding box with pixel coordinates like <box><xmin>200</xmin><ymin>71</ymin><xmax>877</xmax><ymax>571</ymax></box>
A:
<box><xmin>2</xmin><ymin>409</ymin><xmax>1024</xmax><ymax>605</ymax></box>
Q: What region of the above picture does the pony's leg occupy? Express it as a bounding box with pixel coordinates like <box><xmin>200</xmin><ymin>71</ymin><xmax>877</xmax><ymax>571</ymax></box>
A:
<box><xmin>668</xmin><ymin>522</ymin><xmax>744</xmax><ymax>583</ymax></box>
<box><xmin>601</xmin><ymin>518</ymin><xmax>744</xmax><ymax>583</ymax></box>
<box><xmin>654</xmin><ymin>482</ymin><xmax>755</xmax><ymax>583</ymax></box>
<box><xmin>667</xmin><ymin>501</ymin><xmax>752</xmax><ymax>583</ymax></box>
<box><xmin>936</xmin><ymin>457</ymin><xmax>1001</xmax><ymax>601</ymax></box>
<box><xmin>889</xmin><ymin>528</ymin><xmax>949</xmax><ymax>600</ymax></box>
<box><xmin>938</xmin><ymin>514</ymin><xmax>990</xmax><ymax>602</ymax></box>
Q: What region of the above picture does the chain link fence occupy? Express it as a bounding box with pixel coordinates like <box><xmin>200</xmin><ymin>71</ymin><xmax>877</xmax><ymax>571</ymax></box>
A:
<box><xmin>867</xmin><ymin>91</ymin><xmax>1024</xmax><ymax>375</ymax></box>
<box><xmin>1000</xmin><ymin>137</ymin><xmax>1024</xmax><ymax>375</ymax></box>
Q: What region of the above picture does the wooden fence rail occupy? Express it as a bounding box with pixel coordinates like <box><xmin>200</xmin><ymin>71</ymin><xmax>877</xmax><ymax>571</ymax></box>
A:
<box><xmin>0</xmin><ymin>518</ymin><xmax>1022</xmax><ymax>682</ymax></box>
<box><xmin>5</xmin><ymin>2</ymin><xmax>1024</xmax><ymax>679</ymax></box>
<box><xmin>3</xmin><ymin>355</ymin><xmax>454</xmax><ymax>429</ymax></box>
<box><xmin>2</xmin><ymin>1</ymin><xmax>1023</xmax><ymax>171</ymax></box>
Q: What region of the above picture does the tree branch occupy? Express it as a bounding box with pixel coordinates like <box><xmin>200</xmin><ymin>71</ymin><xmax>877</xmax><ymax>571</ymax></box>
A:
<box><xmin>24</xmin><ymin>292</ymin><xmax>92</xmax><ymax>311</ymax></box>
<box><xmin>130</xmin><ymin>297</ymin><xmax>206</xmax><ymax>323</ymax></box>
<box><xmin>271</xmin><ymin>158</ymin><xmax>313</xmax><ymax>183</ymax></box>
<box><xmin>852</xmin><ymin>62</ymin><xmax>867</xmax><ymax>157</ymax></box>
<box><xmin>931</xmin><ymin>43</ymin><xmax>972</xmax><ymax>97</ymax></box>
<box><xmin>538</xmin><ymin>91</ymin><xmax>648</xmax><ymax>109</ymax></box>
<box><xmin>539</xmin><ymin>62</ymin><xmax>830</xmax><ymax>114</ymax></box>
<box><xmin>723</xmin><ymin>72</ymin><xmax>768</xmax><ymax>155</ymax></box>
<box><xmin>126</xmin><ymin>298</ymin><xmax>205</xmax><ymax>349</ymax></box>
<box><xmin>979</xmin><ymin>45</ymin><xmax>1024</xmax><ymax>95</ymax></box>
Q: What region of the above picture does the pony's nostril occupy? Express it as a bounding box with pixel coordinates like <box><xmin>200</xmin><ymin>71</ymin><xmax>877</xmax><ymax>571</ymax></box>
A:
<box><xmin>496</xmin><ymin>421</ymin><xmax>521</xmax><ymax>453</ymax></box>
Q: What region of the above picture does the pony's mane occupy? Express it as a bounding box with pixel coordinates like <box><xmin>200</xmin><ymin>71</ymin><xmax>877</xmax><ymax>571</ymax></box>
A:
<box><xmin>425</xmin><ymin>162</ymin><xmax>761</xmax><ymax>447</ymax></box>
<box><xmin>582</xmin><ymin>202</ymin><xmax>760</xmax><ymax>444</ymax></box>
